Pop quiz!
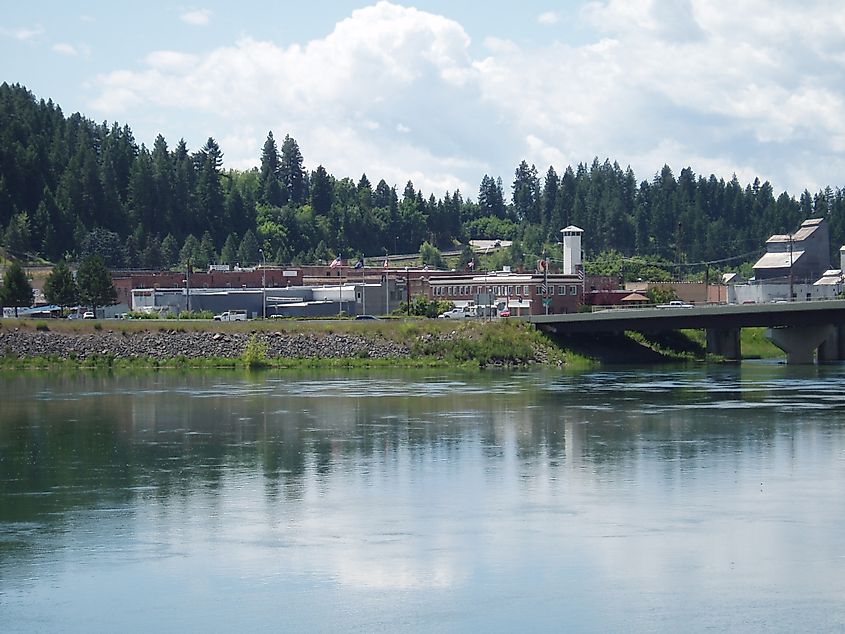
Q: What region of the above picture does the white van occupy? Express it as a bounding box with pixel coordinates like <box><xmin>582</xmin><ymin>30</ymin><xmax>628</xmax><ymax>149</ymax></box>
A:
<box><xmin>213</xmin><ymin>310</ymin><xmax>248</xmax><ymax>321</ymax></box>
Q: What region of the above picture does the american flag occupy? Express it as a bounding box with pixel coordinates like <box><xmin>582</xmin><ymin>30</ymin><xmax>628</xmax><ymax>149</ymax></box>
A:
<box><xmin>330</xmin><ymin>256</ymin><xmax>342</xmax><ymax>268</ymax></box>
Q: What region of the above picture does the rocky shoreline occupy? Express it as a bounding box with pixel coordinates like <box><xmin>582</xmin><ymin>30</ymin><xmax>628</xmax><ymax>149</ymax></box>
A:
<box><xmin>0</xmin><ymin>328</ymin><xmax>412</xmax><ymax>361</ymax></box>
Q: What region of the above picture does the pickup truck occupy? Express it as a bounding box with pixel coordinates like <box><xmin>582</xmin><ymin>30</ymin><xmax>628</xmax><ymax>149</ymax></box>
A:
<box><xmin>438</xmin><ymin>307</ymin><xmax>474</xmax><ymax>319</ymax></box>
<box><xmin>213</xmin><ymin>310</ymin><xmax>248</xmax><ymax>321</ymax></box>
<box><xmin>656</xmin><ymin>300</ymin><xmax>694</xmax><ymax>309</ymax></box>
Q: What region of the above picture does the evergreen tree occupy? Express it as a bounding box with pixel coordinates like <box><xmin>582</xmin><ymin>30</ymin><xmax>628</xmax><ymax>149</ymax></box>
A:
<box><xmin>3</xmin><ymin>212</ymin><xmax>31</xmax><ymax>255</ymax></box>
<box><xmin>76</xmin><ymin>254</ymin><xmax>117</xmax><ymax>314</ymax></box>
<box><xmin>238</xmin><ymin>229</ymin><xmax>259</xmax><ymax>266</ymax></box>
<box><xmin>179</xmin><ymin>234</ymin><xmax>199</xmax><ymax>267</ymax></box>
<box><xmin>0</xmin><ymin>261</ymin><xmax>34</xmax><ymax>316</ymax></box>
<box><xmin>279</xmin><ymin>134</ymin><xmax>306</xmax><ymax>205</ymax></box>
<box><xmin>512</xmin><ymin>160</ymin><xmax>540</xmax><ymax>223</ymax></box>
<box><xmin>220</xmin><ymin>233</ymin><xmax>238</xmax><ymax>266</ymax></box>
<box><xmin>197</xmin><ymin>230</ymin><xmax>217</xmax><ymax>268</ymax></box>
<box><xmin>259</xmin><ymin>131</ymin><xmax>285</xmax><ymax>206</ymax></box>
<box><xmin>194</xmin><ymin>137</ymin><xmax>226</xmax><ymax>242</ymax></box>
<box><xmin>310</xmin><ymin>165</ymin><xmax>333</xmax><ymax>215</ymax></box>
<box><xmin>161</xmin><ymin>233</ymin><xmax>179</xmax><ymax>269</ymax></box>
<box><xmin>140</xmin><ymin>235</ymin><xmax>162</xmax><ymax>269</ymax></box>
<box><xmin>43</xmin><ymin>260</ymin><xmax>78</xmax><ymax>311</ymax></box>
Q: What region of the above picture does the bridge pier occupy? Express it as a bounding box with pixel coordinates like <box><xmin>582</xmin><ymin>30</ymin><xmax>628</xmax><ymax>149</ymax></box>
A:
<box><xmin>766</xmin><ymin>325</ymin><xmax>834</xmax><ymax>364</ymax></box>
<box><xmin>818</xmin><ymin>325</ymin><xmax>845</xmax><ymax>362</ymax></box>
<box><xmin>706</xmin><ymin>328</ymin><xmax>741</xmax><ymax>361</ymax></box>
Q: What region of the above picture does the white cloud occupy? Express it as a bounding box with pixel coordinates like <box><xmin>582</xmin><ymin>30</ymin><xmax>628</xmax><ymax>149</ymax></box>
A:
<box><xmin>1</xmin><ymin>25</ymin><xmax>44</xmax><ymax>41</ymax></box>
<box><xmin>538</xmin><ymin>11</ymin><xmax>560</xmax><ymax>26</ymax></box>
<box><xmin>53</xmin><ymin>43</ymin><xmax>78</xmax><ymax>56</ymax></box>
<box><xmin>180</xmin><ymin>9</ymin><xmax>212</xmax><ymax>26</ymax></box>
<box><xmin>89</xmin><ymin>0</ymin><xmax>845</xmax><ymax>197</ymax></box>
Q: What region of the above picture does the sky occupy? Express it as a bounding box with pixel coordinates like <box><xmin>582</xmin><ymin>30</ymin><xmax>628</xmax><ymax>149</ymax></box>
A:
<box><xmin>2</xmin><ymin>0</ymin><xmax>844</xmax><ymax>200</ymax></box>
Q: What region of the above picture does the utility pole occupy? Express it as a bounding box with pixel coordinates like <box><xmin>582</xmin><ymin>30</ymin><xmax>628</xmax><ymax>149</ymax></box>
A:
<box><xmin>544</xmin><ymin>250</ymin><xmax>549</xmax><ymax>315</ymax></box>
<box><xmin>259</xmin><ymin>249</ymin><xmax>266</xmax><ymax>319</ymax></box>
<box><xmin>185</xmin><ymin>258</ymin><xmax>191</xmax><ymax>313</ymax></box>
<box><xmin>788</xmin><ymin>234</ymin><xmax>794</xmax><ymax>302</ymax></box>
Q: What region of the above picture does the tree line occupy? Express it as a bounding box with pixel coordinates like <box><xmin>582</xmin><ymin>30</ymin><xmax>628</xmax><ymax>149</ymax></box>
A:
<box><xmin>3</xmin><ymin>81</ymin><xmax>845</xmax><ymax>275</ymax></box>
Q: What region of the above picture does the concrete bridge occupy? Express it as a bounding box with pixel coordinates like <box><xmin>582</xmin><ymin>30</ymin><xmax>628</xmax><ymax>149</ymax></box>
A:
<box><xmin>530</xmin><ymin>300</ymin><xmax>845</xmax><ymax>364</ymax></box>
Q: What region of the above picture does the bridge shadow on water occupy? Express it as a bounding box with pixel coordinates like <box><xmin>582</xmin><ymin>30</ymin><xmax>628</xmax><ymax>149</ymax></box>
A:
<box><xmin>551</xmin><ymin>330</ymin><xmax>707</xmax><ymax>364</ymax></box>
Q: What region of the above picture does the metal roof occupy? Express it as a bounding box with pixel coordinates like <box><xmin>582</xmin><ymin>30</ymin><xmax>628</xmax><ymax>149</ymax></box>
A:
<box><xmin>753</xmin><ymin>250</ymin><xmax>805</xmax><ymax>269</ymax></box>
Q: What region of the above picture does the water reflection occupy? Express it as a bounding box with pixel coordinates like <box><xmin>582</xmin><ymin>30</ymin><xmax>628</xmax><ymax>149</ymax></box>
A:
<box><xmin>2</xmin><ymin>365</ymin><xmax>845</xmax><ymax>630</ymax></box>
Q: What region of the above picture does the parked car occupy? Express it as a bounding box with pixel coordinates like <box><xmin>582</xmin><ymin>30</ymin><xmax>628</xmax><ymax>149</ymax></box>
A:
<box><xmin>499</xmin><ymin>308</ymin><xmax>511</xmax><ymax>318</ymax></box>
<box><xmin>354</xmin><ymin>314</ymin><xmax>380</xmax><ymax>320</ymax></box>
<box><xmin>82</xmin><ymin>311</ymin><xmax>95</xmax><ymax>319</ymax></box>
<box><xmin>657</xmin><ymin>300</ymin><xmax>694</xmax><ymax>309</ymax></box>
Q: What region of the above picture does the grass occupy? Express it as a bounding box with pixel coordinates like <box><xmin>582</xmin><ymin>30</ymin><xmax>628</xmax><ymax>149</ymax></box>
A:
<box><xmin>740</xmin><ymin>327</ymin><xmax>784</xmax><ymax>360</ymax></box>
<box><xmin>0</xmin><ymin>317</ymin><xmax>567</xmax><ymax>371</ymax></box>
<box><xmin>0</xmin><ymin>317</ymin><xmax>788</xmax><ymax>369</ymax></box>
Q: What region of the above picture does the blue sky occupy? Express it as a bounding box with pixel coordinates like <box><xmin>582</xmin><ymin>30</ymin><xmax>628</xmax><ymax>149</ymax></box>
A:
<box><xmin>2</xmin><ymin>1</ymin><xmax>844</xmax><ymax>199</ymax></box>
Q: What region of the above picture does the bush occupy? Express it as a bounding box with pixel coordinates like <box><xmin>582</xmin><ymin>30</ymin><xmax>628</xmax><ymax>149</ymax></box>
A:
<box><xmin>242</xmin><ymin>334</ymin><xmax>269</xmax><ymax>369</ymax></box>
<box><xmin>177</xmin><ymin>310</ymin><xmax>214</xmax><ymax>320</ymax></box>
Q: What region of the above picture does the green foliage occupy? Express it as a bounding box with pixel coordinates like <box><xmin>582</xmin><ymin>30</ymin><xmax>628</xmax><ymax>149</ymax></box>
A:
<box><xmin>242</xmin><ymin>334</ymin><xmax>269</xmax><ymax>368</ymax></box>
<box><xmin>3</xmin><ymin>212</ymin><xmax>30</xmax><ymax>255</ymax></box>
<box><xmin>177</xmin><ymin>310</ymin><xmax>214</xmax><ymax>320</ymax></box>
<box><xmin>646</xmin><ymin>286</ymin><xmax>679</xmax><ymax>305</ymax></box>
<box><xmin>3</xmin><ymin>82</ymin><xmax>845</xmax><ymax>276</ymax></box>
<box><xmin>419</xmin><ymin>241</ymin><xmax>446</xmax><ymax>269</ymax></box>
<box><xmin>1</xmin><ymin>261</ymin><xmax>34</xmax><ymax>315</ymax></box>
<box><xmin>399</xmin><ymin>296</ymin><xmax>453</xmax><ymax>318</ymax></box>
<box><xmin>43</xmin><ymin>260</ymin><xmax>78</xmax><ymax>309</ymax></box>
<box><xmin>76</xmin><ymin>254</ymin><xmax>117</xmax><ymax>311</ymax></box>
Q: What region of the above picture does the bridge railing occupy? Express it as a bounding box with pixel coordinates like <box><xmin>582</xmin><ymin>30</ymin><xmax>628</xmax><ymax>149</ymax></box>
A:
<box><xmin>588</xmin><ymin>294</ymin><xmax>845</xmax><ymax>313</ymax></box>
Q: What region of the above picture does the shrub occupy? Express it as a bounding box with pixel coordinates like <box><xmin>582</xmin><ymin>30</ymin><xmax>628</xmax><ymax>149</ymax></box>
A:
<box><xmin>242</xmin><ymin>334</ymin><xmax>269</xmax><ymax>369</ymax></box>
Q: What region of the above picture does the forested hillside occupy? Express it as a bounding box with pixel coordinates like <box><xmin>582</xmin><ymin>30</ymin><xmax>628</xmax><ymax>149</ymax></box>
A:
<box><xmin>2</xmin><ymin>82</ymin><xmax>845</xmax><ymax>272</ymax></box>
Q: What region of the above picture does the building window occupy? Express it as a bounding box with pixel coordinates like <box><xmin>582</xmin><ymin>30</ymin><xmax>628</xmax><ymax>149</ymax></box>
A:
<box><xmin>558</xmin><ymin>285</ymin><xmax>565</xmax><ymax>295</ymax></box>
<box><xmin>569</xmin><ymin>285</ymin><xmax>578</xmax><ymax>295</ymax></box>
<box><xmin>523</xmin><ymin>285</ymin><xmax>529</xmax><ymax>296</ymax></box>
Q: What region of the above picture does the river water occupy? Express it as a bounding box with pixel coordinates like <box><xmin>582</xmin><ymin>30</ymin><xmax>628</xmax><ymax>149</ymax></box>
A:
<box><xmin>2</xmin><ymin>364</ymin><xmax>845</xmax><ymax>632</ymax></box>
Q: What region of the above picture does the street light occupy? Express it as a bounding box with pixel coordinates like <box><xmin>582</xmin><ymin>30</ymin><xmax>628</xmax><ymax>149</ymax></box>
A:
<box><xmin>259</xmin><ymin>248</ymin><xmax>266</xmax><ymax>318</ymax></box>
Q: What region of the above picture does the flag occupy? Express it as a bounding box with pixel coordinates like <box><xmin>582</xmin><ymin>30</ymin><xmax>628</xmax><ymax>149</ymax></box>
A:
<box><xmin>330</xmin><ymin>256</ymin><xmax>342</xmax><ymax>268</ymax></box>
<box><xmin>354</xmin><ymin>257</ymin><xmax>364</xmax><ymax>269</ymax></box>
<box><xmin>468</xmin><ymin>260</ymin><xmax>475</xmax><ymax>270</ymax></box>
<box><xmin>383</xmin><ymin>258</ymin><xmax>389</xmax><ymax>268</ymax></box>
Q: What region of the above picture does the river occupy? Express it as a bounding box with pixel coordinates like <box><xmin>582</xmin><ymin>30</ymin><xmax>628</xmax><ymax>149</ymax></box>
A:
<box><xmin>2</xmin><ymin>364</ymin><xmax>845</xmax><ymax>632</ymax></box>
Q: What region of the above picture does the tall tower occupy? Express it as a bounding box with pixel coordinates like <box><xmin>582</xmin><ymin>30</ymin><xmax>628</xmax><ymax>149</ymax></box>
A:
<box><xmin>561</xmin><ymin>226</ymin><xmax>583</xmax><ymax>275</ymax></box>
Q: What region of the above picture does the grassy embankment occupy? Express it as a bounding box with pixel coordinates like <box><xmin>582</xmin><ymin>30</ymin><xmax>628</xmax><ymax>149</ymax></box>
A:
<box><xmin>0</xmin><ymin>317</ymin><xmax>784</xmax><ymax>370</ymax></box>
<box><xmin>0</xmin><ymin>317</ymin><xmax>590</xmax><ymax>371</ymax></box>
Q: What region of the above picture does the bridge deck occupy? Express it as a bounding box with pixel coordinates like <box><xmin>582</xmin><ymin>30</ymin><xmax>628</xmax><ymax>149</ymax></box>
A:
<box><xmin>530</xmin><ymin>300</ymin><xmax>845</xmax><ymax>333</ymax></box>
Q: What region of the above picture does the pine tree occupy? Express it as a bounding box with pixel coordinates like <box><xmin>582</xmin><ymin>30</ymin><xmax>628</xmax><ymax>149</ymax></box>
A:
<box><xmin>279</xmin><ymin>134</ymin><xmax>306</xmax><ymax>205</ymax></box>
<box><xmin>1</xmin><ymin>261</ymin><xmax>34</xmax><ymax>316</ymax></box>
<box><xmin>310</xmin><ymin>165</ymin><xmax>332</xmax><ymax>215</ymax></box>
<box><xmin>238</xmin><ymin>230</ymin><xmax>259</xmax><ymax>266</ymax></box>
<box><xmin>259</xmin><ymin>132</ymin><xmax>285</xmax><ymax>206</ymax></box>
<box><xmin>161</xmin><ymin>233</ymin><xmax>179</xmax><ymax>269</ymax></box>
<box><xmin>220</xmin><ymin>233</ymin><xmax>238</xmax><ymax>265</ymax></box>
<box><xmin>179</xmin><ymin>234</ymin><xmax>199</xmax><ymax>267</ymax></box>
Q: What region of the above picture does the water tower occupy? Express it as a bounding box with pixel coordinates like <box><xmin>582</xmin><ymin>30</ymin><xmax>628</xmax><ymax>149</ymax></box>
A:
<box><xmin>560</xmin><ymin>226</ymin><xmax>583</xmax><ymax>275</ymax></box>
